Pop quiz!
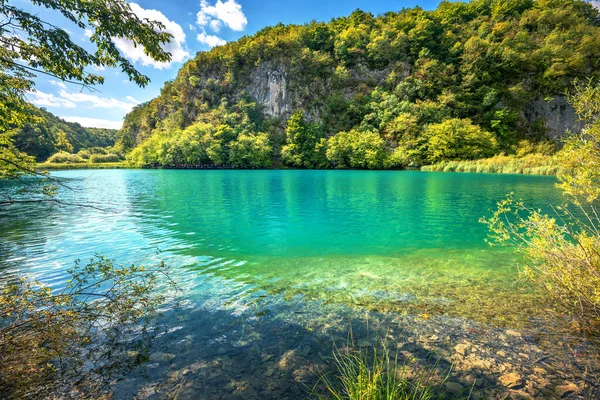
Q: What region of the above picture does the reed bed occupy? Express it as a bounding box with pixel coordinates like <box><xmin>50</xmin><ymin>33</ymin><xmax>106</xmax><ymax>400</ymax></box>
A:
<box><xmin>421</xmin><ymin>153</ymin><xmax>558</xmax><ymax>175</ymax></box>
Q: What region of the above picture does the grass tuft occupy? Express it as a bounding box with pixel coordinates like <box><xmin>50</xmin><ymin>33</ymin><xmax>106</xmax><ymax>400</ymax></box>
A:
<box><xmin>313</xmin><ymin>335</ymin><xmax>471</xmax><ymax>400</ymax></box>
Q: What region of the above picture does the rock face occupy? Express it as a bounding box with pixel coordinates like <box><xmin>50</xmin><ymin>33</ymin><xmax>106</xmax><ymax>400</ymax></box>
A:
<box><xmin>247</xmin><ymin>62</ymin><xmax>291</xmax><ymax>118</ymax></box>
<box><xmin>243</xmin><ymin>62</ymin><xmax>584</xmax><ymax>141</ymax></box>
<box><xmin>523</xmin><ymin>96</ymin><xmax>584</xmax><ymax>139</ymax></box>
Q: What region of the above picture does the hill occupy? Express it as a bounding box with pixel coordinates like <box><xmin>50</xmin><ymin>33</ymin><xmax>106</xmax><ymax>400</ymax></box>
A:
<box><xmin>14</xmin><ymin>107</ymin><xmax>118</xmax><ymax>161</ymax></box>
<box><xmin>119</xmin><ymin>0</ymin><xmax>600</xmax><ymax>169</ymax></box>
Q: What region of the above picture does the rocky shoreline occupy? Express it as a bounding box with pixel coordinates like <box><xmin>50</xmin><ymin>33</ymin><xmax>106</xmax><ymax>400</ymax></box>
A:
<box><xmin>103</xmin><ymin>293</ymin><xmax>599</xmax><ymax>400</ymax></box>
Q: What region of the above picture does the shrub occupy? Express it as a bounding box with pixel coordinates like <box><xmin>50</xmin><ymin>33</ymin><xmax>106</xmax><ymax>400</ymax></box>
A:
<box><xmin>89</xmin><ymin>153</ymin><xmax>122</xmax><ymax>163</ymax></box>
<box><xmin>77</xmin><ymin>147</ymin><xmax>109</xmax><ymax>160</ymax></box>
<box><xmin>45</xmin><ymin>151</ymin><xmax>85</xmax><ymax>164</ymax></box>
<box><xmin>483</xmin><ymin>81</ymin><xmax>600</xmax><ymax>334</ymax></box>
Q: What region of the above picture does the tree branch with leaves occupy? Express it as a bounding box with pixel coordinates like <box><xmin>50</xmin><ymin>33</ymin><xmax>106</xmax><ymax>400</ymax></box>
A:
<box><xmin>0</xmin><ymin>254</ymin><xmax>177</xmax><ymax>398</ymax></box>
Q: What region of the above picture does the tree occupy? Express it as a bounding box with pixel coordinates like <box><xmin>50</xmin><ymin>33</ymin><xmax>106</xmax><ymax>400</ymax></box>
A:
<box><xmin>423</xmin><ymin>118</ymin><xmax>497</xmax><ymax>163</ymax></box>
<box><xmin>1</xmin><ymin>0</ymin><xmax>174</xmax><ymax>179</ymax></box>
<box><xmin>55</xmin><ymin>130</ymin><xmax>74</xmax><ymax>153</ymax></box>
<box><xmin>229</xmin><ymin>132</ymin><xmax>273</xmax><ymax>168</ymax></box>
<box><xmin>326</xmin><ymin>129</ymin><xmax>388</xmax><ymax>169</ymax></box>
<box><xmin>281</xmin><ymin>111</ymin><xmax>325</xmax><ymax>168</ymax></box>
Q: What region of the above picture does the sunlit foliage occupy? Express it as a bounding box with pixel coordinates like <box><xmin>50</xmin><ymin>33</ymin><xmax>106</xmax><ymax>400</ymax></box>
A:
<box><xmin>122</xmin><ymin>0</ymin><xmax>600</xmax><ymax>169</ymax></box>
<box><xmin>484</xmin><ymin>81</ymin><xmax>600</xmax><ymax>334</ymax></box>
<box><xmin>0</xmin><ymin>0</ymin><xmax>174</xmax><ymax>179</ymax></box>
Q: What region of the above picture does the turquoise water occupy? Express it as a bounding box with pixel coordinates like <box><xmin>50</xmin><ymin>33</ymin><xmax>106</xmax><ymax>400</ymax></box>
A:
<box><xmin>0</xmin><ymin>170</ymin><xmax>570</xmax><ymax>397</ymax></box>
<box><xmin>0</xmin><ymin>170</ymin><xmax>561</xmax><ymax>317</ymax></box>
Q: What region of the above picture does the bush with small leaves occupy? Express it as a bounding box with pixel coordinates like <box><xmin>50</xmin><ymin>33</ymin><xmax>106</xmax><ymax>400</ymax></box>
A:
<box><xmin>45</xmin><ymin>151</ymin><xmax>86</xmax><ymax>164</ymax></box>
<box><xmin>483</xmin><ymin>81</ymin><xmax>600</xmax><ymax>334</ymax></box>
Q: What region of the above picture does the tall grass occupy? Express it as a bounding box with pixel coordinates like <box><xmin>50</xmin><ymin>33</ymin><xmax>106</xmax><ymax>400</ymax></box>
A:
<box><xmin>314</xmin><ymin>338</ymin><xmax>471</xmax><ymax>400</ymax></box>
<box><xmin>421</xmin><ymin>153</ymin><xmax>558</xmax><ymax>175</ymax></box>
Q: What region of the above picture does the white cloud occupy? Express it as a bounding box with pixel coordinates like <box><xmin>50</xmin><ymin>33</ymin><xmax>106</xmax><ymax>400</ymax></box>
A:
<box><xmin>197</xmin><ymin>0</ymin><xmax>247</xmax><ymax>32</ymax></box>
<box><xmin>29</xmin><ymin>90</ymin><xmax>76</xmax><ymax>108</ymax></box>
<box><xmin>114</xmin><ymin>3</ymin><xmax>190</xmax><ymax>69</ymax></box>
<box><xmin>591</xmin><ymin>0</ymin><xmax>599</xmax><ymax>9</ymax></box>
<box><xmin>84</xmin><ymin>29</ymin><xmax>93</xmax><ymax>38</ymax></box>
<box><xmin>62</xmin><ymin>116</ymin><xmax>123</xmax><ymax>130</ymax></box>
<box><xmin>57</xmin><ymin>90</ymin><xmax>139</xmax><ymax>111</ymax></box>
<box><xmin>197</xmin><ymin>32</ymin><xmax>226</xmax><ymax>48</ymax></box>
<box><xmin>49</xmin><ymin>80</ymin><xmax>67</xmax><ymax>90</ymax></box>
<box><xmin>209</xmin><ymin>19</ymin><xmax>222</xmax><ymax>32</ymax></box>
<box><xmin>28</xmin><ymin>89</ymin><xmax>139</xmax><ymax>113</ymax></box>
<box><xmin>197</xmin><ymin>11</ymin><xmax>211</xmax><ymax>26</ymax></box>
<box><xmin>188</xmin><ymin>23</ymin><xmax>197</xmax><ymax>31</ymax></box>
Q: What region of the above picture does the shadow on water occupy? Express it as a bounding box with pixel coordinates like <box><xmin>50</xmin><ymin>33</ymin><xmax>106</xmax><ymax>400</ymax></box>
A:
<box><xmin>113</xmin><ymin>288</ymin><xmax>600</xmax><ymax>400</ymax></box>
<box><xmin>115</xmin><ymin>304</ymin><xmax>459</xmax><ymax>400</ymax></box>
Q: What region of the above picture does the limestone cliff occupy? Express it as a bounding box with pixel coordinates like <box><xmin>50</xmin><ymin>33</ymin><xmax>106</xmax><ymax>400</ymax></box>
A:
<box><xmin>524</xmin><ymin>97</ymin><xmax>584</xmax><ymax>140</ymax></box>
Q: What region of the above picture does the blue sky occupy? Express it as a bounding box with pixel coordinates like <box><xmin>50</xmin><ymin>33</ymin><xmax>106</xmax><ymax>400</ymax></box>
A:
<box><xmin>23</xmin><ymin>0</ymin><xmax>598</xmax><ymax>129</ymax></box>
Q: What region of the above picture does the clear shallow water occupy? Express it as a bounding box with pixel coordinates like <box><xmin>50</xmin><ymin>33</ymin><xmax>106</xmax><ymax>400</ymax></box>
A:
<box><xmin>2</xmin><ymin>170</ymin><xmax>581</xmax><ymax>398</ymax></box>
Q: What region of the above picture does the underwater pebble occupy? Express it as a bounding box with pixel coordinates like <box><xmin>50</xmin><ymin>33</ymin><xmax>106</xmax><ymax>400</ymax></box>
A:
<box><xmin>455</xmin><ymin>342</ymin><xmax>469</xmax><ymax>356</ymax></box>
<box><xmin>445</xmin><ymin>381</ymin><xmax>464</xmax><ymax>394</ymax></box>
<box><xmin>507</xmin><ymin>389</ymin><xmax>534</xmax><ymax>400</ymax></box>
<box><xmin>499</xmin><ymin>372</ymin><xmax>523</xmax><ymax>389</ymax></box>
<box><xmin>555</xmin><ymin>382</ymin><xmax>580</xmax><ymax>397</ymax></box>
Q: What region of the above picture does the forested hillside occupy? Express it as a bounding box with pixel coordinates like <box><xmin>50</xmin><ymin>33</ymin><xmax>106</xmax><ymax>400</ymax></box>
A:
<box><xmin>14</xmin><ymin>107</ymin><xmax>117</xmax><ymax>161</ymax></box>
<box><xmin>121</xmin><ymin>0</ymin><xmax>600</xmax><ymax>169</ymax></box>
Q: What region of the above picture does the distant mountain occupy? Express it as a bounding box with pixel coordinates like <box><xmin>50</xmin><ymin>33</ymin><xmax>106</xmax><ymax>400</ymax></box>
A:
<box><xmin>14</xmin><ymin>107</ymin><xmax>117</xmax><ymax>161</ymax></box>
<box><xmin>120</xmin><ymin>0</ymin><xmax>600</xmax><ymax>169</ymax></box>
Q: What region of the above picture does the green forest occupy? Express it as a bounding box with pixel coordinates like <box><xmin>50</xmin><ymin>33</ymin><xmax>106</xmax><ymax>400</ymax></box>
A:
<box><xmin>110</xmin><ymin>0</ymin><xmax>600</xmax><ymax>170</ymax></box>
<box><xmin>13</xmin><ymin>107</ymin><xmax>119</xmax><ymax>163</ymax></box>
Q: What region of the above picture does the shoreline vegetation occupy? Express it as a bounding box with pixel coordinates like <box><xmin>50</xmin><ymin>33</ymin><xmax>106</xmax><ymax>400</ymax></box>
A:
<box><xmin>19</xmin><ymin>0</ymin><xmax>599</xmax><ymax>176</ymax></box>
<box><xmin>421</xmin><ymin>153</ymin><xmax>558</xmax><ymax>175</ymax></box>
<box><xmin>37</xmin><ymin>152</ymin><xmax>558</xmax><ymax>175</ymax></box>
<box><xmin>37</xmin><ymin>161</ymin><xmax>128</xmax><ymax>170</ymax></box>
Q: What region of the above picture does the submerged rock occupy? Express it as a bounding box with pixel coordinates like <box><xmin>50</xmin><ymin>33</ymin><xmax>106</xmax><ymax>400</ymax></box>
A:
<box><xmin>555</xmin><ymin>382</ymin><xmax>580</xmax><ymax>397</ymax></box>
<box><xmin>507</xmin><ymin>389</ymin><xmax>535</xmax><ymax>400</ymax></box>
<box><xmin>499</xmin><ymin>372</ymin><xmax>523</xmax><ymax>389</ymax></box>
<box><xmin>150</xmin><ymin>352</ymin><xmax>176</xmax><ymax>363</ymax></box>
<box><xmin>454</xmin><ymin>342</ymin><xmax>470</xmax><ymax>356</ymax></box>
<box><xmin>445</xmin><ymin>381</ymin><xmax>464</xmax><ymax>394</ymax></box>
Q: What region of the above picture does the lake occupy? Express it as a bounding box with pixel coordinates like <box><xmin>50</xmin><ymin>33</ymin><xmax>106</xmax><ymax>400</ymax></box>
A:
<box><xmin>1</xmin><ymin>170</ymin><xmax>594</xmax><ymax>398</ymax></box>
